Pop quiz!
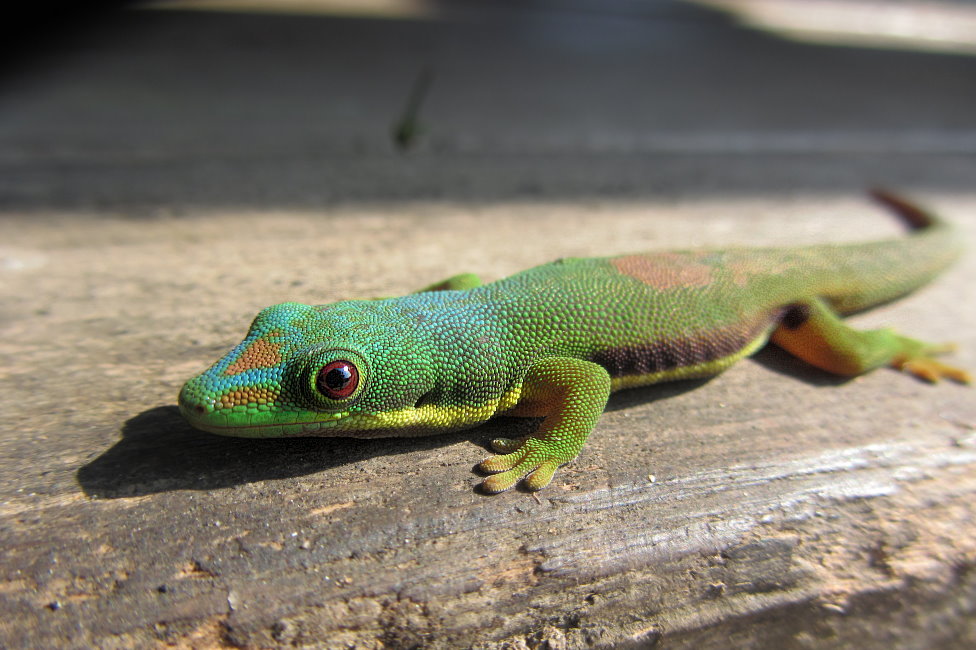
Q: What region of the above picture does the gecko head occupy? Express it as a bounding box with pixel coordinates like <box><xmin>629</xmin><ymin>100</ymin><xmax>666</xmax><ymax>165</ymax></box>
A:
<box><xmin>178</xmin><ymin>301</ymin><xmax>437</xmax><ymax>438</ymax></box>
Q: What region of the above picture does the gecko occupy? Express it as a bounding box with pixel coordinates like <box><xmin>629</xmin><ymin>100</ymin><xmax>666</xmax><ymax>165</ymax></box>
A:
<box><xmin>178</xmin><ymin>191</ymin><xmax>970</xmax><ymax>493</ymax></box>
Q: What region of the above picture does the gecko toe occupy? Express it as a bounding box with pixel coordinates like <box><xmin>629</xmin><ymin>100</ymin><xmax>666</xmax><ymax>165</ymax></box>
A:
<box><xmin>523</xmin><ymin>463</ymin><xmax>558</xmax><ymax>491</ymax></box>
<box><xmin>900</xmin><ymin>358</ymin><xmax>971</xmax><ymax>384</ymax></box>
<box><xmin>480</xmin><ymin>469</ymin><xmax>521</xmax><ymax>493</ymax></box>
<box><xmin>489</xmin><ymin>437</ymin><xmax>524</xmax><ymax>453</ymax></box>
<box><xmin>478</xmin><ymin>438</ymin><xmax>571</xmax><ymax>492</ymax></box>
<box><xmin>478</xmin><ymin>448</ymin><xmax>524</xmax><ymax>474</ymax></box>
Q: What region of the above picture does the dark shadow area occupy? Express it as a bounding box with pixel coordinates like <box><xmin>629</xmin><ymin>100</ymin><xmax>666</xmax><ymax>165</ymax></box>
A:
<box><xmin>79</xmin><ymin>373</ymin><xmax>716</xmax><ymax>499</ymax></box>
<box><xmin>0</xmin><ymin>0</ymin><xmax>138</xmax><ymax>78</ymax></box>
<box><xmin>76</xmin><ymin>404</ymin><xmax>478</xmax><ymax>498</ymax></box>
<box><xmin>750</xmin><ymin>344</ymin><xmax>851</xmax><ymax>386</ymax></box>
<box><xmin>600</xmin><ymin>353</ymin><xmax>847</xmax><ymax>413</ymax></box>
<box><xmin>605</xmin><ymin>375</ymin><xmax>717</xmax><ymax>412</ymax></box>
<box><xmin>1</xmin><ymin>0</ymin><xmax>974</xmax><ymax>213</ymax></box>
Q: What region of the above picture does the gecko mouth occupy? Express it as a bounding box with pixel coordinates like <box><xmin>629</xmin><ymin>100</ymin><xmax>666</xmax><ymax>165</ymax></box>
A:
<box><xmin>181</xmin><ymin>408</ymin><xmax>354</xmax><ymax>438</ymax></box>
<box><xmin>177</xmin><ymin>383</ymin><xmax>355</xmax><ymax>437</ymax></box>
<box><xmin>178</xmin><ymin>404</ymin><xmax>352</xmax><ymax>437</ymax></box>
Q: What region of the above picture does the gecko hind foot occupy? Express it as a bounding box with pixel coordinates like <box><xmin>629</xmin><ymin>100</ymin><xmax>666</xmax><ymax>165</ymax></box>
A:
<box><xmin>894</xmin><ymin>342</ymin><xmax>970</xmax><ymax>384</ymax></box>
<box><xmin>897</xmin><ymin>357</ymin><xmax>971</xmax><ymax>384</ymax></box>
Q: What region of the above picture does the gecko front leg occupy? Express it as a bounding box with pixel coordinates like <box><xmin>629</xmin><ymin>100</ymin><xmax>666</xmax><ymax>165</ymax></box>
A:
<box><xmin>479</xmin><ymin>356</ymin><xmax>612</xmax><ymax>493</ymax></box>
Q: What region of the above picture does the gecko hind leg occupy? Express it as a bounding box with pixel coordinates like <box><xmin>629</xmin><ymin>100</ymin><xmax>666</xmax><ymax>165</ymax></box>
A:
<box><xmin>771</xmin><ymin>297</ymin><xmax>970</xmax><ymax>384</ymax></box>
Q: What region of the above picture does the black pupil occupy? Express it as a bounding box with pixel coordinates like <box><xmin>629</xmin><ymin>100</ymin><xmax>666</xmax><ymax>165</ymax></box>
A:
<box><xmin>325</xmin><ymin>365</ymin><xmax>352</xmax><ymax>390</ymax></box>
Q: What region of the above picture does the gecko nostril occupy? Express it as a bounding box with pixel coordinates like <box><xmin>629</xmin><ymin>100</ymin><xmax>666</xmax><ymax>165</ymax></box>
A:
<box><xmin>194</xmin><ymin>405</ymin><xmax>206</xmax><ymax>415</ymax></box>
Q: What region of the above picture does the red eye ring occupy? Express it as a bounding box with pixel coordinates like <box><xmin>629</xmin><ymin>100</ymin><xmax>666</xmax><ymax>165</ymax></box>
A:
<box><xmin>316</xmin><ymin>360</ymin><xmax>359</xmax><ymax>400</ymax></box>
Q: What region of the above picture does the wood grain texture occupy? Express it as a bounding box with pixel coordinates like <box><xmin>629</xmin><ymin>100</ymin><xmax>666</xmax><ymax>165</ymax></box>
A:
<box><xmin>1</xmin><ymin>198</ymin><xmax>974</xmax><ymax>648</ymax></box>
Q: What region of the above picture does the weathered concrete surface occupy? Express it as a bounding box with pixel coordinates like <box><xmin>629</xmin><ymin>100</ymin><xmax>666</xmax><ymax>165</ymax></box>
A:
<box><xmin>2</xmin><ymin>2</ymin><xmax>976</xmax><ymax>648</ymax></box>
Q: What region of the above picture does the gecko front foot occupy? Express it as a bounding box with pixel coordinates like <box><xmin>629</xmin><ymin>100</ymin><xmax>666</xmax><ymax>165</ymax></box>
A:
<box><xmin>475</xmin><ymin>357</ymin><xmax>611</xmax><ymax>493</ymax></box>
<box><xmin>478</xmin><ymin>437</ymin><xmax>566</xmax><ymax>493</ymax></box>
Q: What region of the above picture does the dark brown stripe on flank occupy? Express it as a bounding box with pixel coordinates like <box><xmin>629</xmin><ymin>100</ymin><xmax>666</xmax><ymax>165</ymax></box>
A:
<box><xmin>590</xmin><ymin>318</ymin><xmax>772</xmax><ymax>378</ymax></box>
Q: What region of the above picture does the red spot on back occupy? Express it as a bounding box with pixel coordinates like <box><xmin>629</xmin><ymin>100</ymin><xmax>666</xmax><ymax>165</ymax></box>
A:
<box><xmin>612</xmin><ymin>253</ymin><xmax>714</xmax><ymax>290</ymax></box>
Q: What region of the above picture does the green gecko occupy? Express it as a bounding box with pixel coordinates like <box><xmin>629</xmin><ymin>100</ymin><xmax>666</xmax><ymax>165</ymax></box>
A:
<box><xmin>179</xmin><ymin>191</ymin><xmax>970</xmax><ymax>493</ymax></box>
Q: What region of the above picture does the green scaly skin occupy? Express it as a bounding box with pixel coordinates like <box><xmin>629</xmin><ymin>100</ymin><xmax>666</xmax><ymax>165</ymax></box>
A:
<box><xmin>179</xmin><ymin>191</ymin><xmax>970</xmax><ymax>493</ymax></box>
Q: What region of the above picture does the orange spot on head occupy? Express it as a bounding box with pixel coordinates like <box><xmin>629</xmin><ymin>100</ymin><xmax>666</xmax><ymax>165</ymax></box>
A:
<box><xmin>612</xmin><ymin>252</ymin><xmax>714</xmax><ymax>290</ymax></box>
<box><xmin>218</xmin><ymin>385</ymin><xmax>279</xmax><ymax>408</ymax></box>
<box><xmin>224</xmin><ymin>337</ymin><xmax>283</xmax><ymax>376</ymax></box>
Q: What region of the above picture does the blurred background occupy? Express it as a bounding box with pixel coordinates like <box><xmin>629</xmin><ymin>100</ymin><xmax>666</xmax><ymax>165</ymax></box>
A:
<box><xmin>2</xmin><ymin>0</ymin><xmax>975</xmax><ymax>213</ymax></box>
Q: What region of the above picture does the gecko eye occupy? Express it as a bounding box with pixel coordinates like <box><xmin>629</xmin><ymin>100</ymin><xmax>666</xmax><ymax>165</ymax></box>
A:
<box><xmin>316</xmin><ymin>360</ymin><xmax>359</xmax><ymax>400</ymax></box>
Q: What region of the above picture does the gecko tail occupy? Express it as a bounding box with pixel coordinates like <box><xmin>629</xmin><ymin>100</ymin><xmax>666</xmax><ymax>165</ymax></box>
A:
<box><xmin>869</xmin><ymin>188</ymin><xmax>943</xmax><ymax>231</ymax></box>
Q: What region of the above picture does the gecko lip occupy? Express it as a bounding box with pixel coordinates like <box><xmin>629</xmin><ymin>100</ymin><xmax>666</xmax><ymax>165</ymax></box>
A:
<box><xmin>177</xmin><ymin>391</ymin><xmax>353</xmax><ymax>436</ymax></box>
<box><xmin>179</xmin><ymin>403</ymin><xmax>345</xmax><ymax>429</ymax></box>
